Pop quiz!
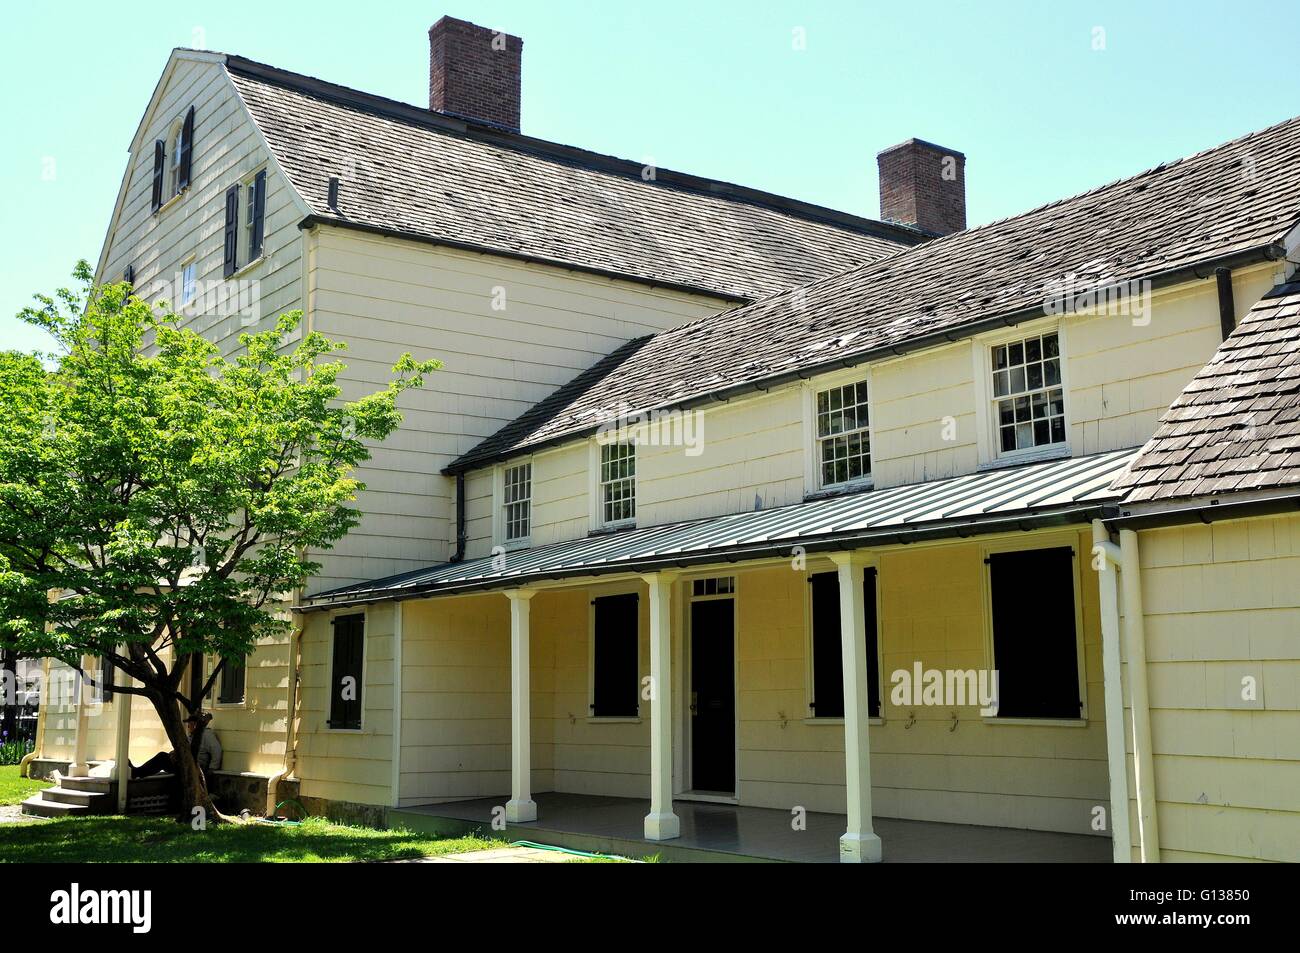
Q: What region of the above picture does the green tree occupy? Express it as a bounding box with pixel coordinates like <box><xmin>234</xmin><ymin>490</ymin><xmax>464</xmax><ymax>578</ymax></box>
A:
<box><xmin>0</xmin><ymin>263</ymin><xmax>440</xmax><ymax>820</ymax></box>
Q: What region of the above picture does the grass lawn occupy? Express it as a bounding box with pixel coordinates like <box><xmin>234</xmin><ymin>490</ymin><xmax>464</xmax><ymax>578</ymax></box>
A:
<box><xmin>0</xmin><ymin>814</ymin><xmax>499</xmax><ymax>863</ymax></box>
<box><xmin>0</xmin><ymin>764</ymin><xmax>50</xmax><ymax>806</ymax></box>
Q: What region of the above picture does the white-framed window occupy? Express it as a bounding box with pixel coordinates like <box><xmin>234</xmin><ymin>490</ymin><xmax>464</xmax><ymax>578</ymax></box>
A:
<box><xmin>599</xmin><ymin>441</ymin><xmax>636</xmax><ymax>526</ymax></box>
<box><xmin>990</xmin><ymin>331</ymin><xmax>1065</xmax><ymax>455</ymax></box>
<box><xmin>180</xmin><ymin>259</ymin><xmax>197</xmax><ymax>308</ymax></box>
<box><xmin>244</xmin><ymin>179</ymin><xmax>258</xmax><ymax>257</ymax></box>
<box><xmin>691</xmin><ymin>576</ymin><xmax>734</xmax><ymax>598</ymax></box>
<box><xmin>503</xmin><ymin>462</ymin><xmax>532</xmax><ymax>542</ymax></box>
<box><xmin>815</xmin><ymin>378</ymin><xmax>871</xmax><ymax>488</ymax></box>
<box><xmin>168</xmin><ymin>119</ymin><xmax>185</xmax><ymax>199</ymax></box>
<box><xmin>241</xmin><ymin>167</ymin><xmax>267</xmax><ymax>265</ymax></box>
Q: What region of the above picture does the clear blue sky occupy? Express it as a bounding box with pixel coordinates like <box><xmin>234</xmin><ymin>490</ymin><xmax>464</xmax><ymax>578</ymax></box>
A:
<box><xmin>2</xmin><ymin>0</ymin><xmax>1294</xmax><ymax>353</ymax></box>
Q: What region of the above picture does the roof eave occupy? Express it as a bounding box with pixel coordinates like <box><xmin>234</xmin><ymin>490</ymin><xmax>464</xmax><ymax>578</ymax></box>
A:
<box><xmin>299</xmin><ymin>214</ymin><xmax>753</xmax><ymax>305</ymax></box>
<box><xmin>296</xmin><ymin>500</ymin><xmax>1118</xmax><ymax>612</ymax></box>
<box><xmin>1108</xmin><ymin>486</ymin><xmax>1300</xmax><ymax>530</ymax></box>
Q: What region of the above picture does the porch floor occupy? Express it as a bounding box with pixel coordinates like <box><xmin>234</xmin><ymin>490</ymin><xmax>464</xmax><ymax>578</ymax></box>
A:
<box><xmin>391</xmin><ymin>792</ymin><xmax>1112</xmax><ymax>863</ymax></box>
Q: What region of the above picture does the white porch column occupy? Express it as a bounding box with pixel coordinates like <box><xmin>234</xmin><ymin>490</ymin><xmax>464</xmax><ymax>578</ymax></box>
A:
<box><xmin>69</xmin><ymin>657</ymin><xmax>91</xmax><ymax>778</ymax></box>
<box><xmin>641</xmin><ymin>571</ymin><xmax>680</xmax><ymax>840</ymax></box>
<box><xmin>830</xmin><ymin>552</ymin><xmax>882</xmax><ymax>863</ymax></box>
<box><xmin>505</xmin><ymin>589</ymin><xmax>537</xmax><ymax>823</ymax></box>
<box><xmin>113</xmin><ymin>675</ymin><xmax>132</xmax><ymax>813</ymax></box>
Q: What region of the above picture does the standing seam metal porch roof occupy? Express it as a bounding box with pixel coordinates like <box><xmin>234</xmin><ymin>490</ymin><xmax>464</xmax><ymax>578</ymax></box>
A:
<box><xmin>303</xmin><ymin>449</ymin><xmax>1135</xmax><ymax>608</ymax></box>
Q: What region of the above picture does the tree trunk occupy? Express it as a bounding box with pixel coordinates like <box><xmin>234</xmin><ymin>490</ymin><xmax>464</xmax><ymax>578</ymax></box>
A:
<box><xmin>150</xmin><ymin>693</ymin><xmax>228</xmax><ymax>825</ymax></box>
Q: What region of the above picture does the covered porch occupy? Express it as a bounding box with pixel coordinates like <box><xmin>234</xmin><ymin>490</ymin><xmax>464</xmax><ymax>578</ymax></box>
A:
<box><xmin>305</xmin><ymin>450</ymin><xmax>1135</xmax><ymax>863</ymax></box>
<box><xmin>391</xmin><ymin>792</ymin><xmax>1112</xmax><ymax>863</ymax></box>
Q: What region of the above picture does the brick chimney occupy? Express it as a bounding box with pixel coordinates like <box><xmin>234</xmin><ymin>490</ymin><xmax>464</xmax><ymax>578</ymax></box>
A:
<box><xmin>428</xmin><ymin>16</ymin><xmax>523</xmax><ymax>132</ymax></box>
<box><xmin>877</xmin><ymin>139</ymin><xmax>966</xmax><ymax>236</ymax></box>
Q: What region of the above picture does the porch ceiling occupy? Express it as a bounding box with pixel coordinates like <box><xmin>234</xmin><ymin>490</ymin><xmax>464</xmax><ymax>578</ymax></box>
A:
<box><xmin>302</xmin><ymin>448</ymin><xmax>1135</xmax><ymax>609</ymax></box>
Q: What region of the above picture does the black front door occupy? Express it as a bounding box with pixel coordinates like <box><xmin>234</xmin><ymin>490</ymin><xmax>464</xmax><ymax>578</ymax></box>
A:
<box><xmin>690</xmin><ymin>598</ymin><xmax>735</xmax><ymax>793</ymax></box>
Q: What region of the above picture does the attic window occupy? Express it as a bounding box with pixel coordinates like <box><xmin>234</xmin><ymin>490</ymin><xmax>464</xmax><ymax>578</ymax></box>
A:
<box><xmin>815</xmin><ymin>378</ymin><xmax>871</xmax><ymax>488</ymax></box>
<box><xmin>503</xmin><ymin>462</ymin><xmax>532</xmax><ymax>542</ymax></box>
<box><xmin>991</xmin><ymin>332</ymin><xmax>1065</xmax><ymax>454</ymax></box>
<box><xmin>599</xmin><ymin>442</ymin><xmax>636</xmax><ymax>526</ymax></box>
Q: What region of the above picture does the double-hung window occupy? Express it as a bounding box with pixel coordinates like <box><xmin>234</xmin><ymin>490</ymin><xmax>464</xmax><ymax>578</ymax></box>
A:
<box><xmin>599</xmin><ymin>442</ymin><xmax>636</xmax><ymax>525</ymax></box>
<box><xmin>503</xmin><ymin>462</ymin><xmax>532</xmax><ymax>542</ymax></box>
<box><xmin>816</xmin><ymin>379</ymin><xmax>871</xmax><ymax>488</ymax></box>
<box><xmin>991</xmin><ymin>332</ymin><xmax>1065</xmax><ymax>454</ymax></box>
<box><xmin>243</xmin><ymin>169</ymin><xmax>267</xmax><ymax>263</ymax></box>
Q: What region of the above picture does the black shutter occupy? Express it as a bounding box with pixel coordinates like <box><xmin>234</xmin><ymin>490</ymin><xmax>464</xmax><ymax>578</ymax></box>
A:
<box><xmin>151</xmin><ymin>140</ymin><xmax>165</xmax><ymax>212</ymax></box>
<box><xmin>99</xmin><ymin>652</ymin><xmax>115</xmax><ymax>703</ymax></box>
<box><xmin>177</xmin><ymin>106</ymin><xmax>194</xmax><ymax>191</ymax></box>
<box><xmin>218</xmin><ymin>654</ymin><xmax>246</xmax><ymax>704</ymax></box>
<box><xmin>249</xmin><ymin>169</ymin><xmax>266</xmax><ymax>259</ymax></box>
<box><xmin>591</xmin><ymin>593</ymin><xmax>639</xmax><ymax>717</ymax></box>
<box><xmin>222</xmin><ymin>184</ymin><xmax>239</xmax><ymax>278</ymax></box>
<box><xmin>809</xmin><ymin>572</ymin><xmax>844</xmax><ymax>718</ymax></box>
<box><xmin>809</xmin><ymin>569</ymin><xmax>881</xmax><ymax>718</ymax></box>
<box><xmin>329</xmin><ymin>615</ymin><xmax>364</xmax><ymax>729</ymax></box>
<box><xmin>864</xmin><ymin>568</ymin><xmax>881</xmax><ymax>718</ymax></box>
<box><xmin>122</xmin><ymin>265</ymin><xmax>134</xmax><ymax>298</ymax></box>
<box><xmin>988</xmin><ymin>547</ymin><xmax>1080</xmax><ymax>718</ymax></box>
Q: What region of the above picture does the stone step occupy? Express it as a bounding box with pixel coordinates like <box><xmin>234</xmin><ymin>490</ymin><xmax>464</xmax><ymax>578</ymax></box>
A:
<box><xmin>58</xmin><ymin>775</ymin><xmax>114</xmax><ymax>794</ymax></box>
<box><xmin>45</xmin><ymin>787</ymin><xmax>111</xmax><ymax>809</ymax></box>
<box><xmin>21</xmin><ymin>794</ymin><xmax>89</xmax><ymax>818</ymax></box>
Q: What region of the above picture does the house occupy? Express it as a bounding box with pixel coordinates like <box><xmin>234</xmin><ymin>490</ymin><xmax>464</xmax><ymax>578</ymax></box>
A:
<box><xmin>26</xmin><ymin>17</ymin><xmax>1300</xmax><ymax>863</ymax></box>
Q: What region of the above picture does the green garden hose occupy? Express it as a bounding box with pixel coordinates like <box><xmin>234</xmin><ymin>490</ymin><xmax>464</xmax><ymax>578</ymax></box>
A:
<box><xmin>508</xmin><ymin>839</ymin><xmax>637</xmax><ymax>862</ymax></box>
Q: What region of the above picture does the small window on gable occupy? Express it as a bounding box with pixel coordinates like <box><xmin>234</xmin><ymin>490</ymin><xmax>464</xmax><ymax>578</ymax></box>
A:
<box><xmin>503</xmin><ymin>462</ymin><xmax>532</xmax><ymax>542</ymax></box>
<box><xmin>181</xmin><ymin>260</ymin><xmax>197</xmax><ymax>308</ymax></box>
<box><xmin>816</xmin><ymin>379</ymin><xmax>871</xmax><ymax>488</ymax></box>
<box><xmin>168</xmin><ymin>120</ymin><xmax>185</xmax><ymax>198</ymax></box>
<box><xmin>243</xmin><ymin>169</ymin><xmax>267</xmax><ymax>263</ymax></box>
<box><xmin>991</xmin><ymin>332</ymin><xmax>1065</xmax><ymax>455</ymax></box>
<box><xmin>599</xmin><ymin>442</ymin><xmax>636</xmax><ymax>526</ymax></box>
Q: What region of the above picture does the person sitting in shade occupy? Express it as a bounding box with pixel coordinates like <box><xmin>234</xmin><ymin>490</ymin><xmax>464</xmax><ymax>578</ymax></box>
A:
<box><xmin>131</xmin><ymin>710</ymin><xmax>222</xmax><ymax>779</ymax></box>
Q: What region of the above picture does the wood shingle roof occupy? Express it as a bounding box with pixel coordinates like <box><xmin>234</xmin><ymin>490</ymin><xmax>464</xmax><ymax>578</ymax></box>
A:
<box><xmin>1112</xmin><ymin>281</ymin><xmax>1300</xmax><ymax>504</ymax></box>
<box><xmin>451</xmin><ymin>112</ymin><xmax>1300</xmax><ymax>472</ymax></box>
<box><xmin>225</xmin><ymin>56</ymin><xmax>920</xmax><ymax>303</ymax></box>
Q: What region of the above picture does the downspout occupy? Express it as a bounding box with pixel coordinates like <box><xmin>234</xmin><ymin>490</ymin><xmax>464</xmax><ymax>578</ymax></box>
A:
<box><xmin>1090</xmin><ymin>520</ymin><xmax>1131</xmax><ymax>863</ymax></box>
<box><xmin>1119</xmin><ymin>529</ymin><xmax>1161</xmax><ymax>862</ymax></box>
<box><xmin>452</xmin><ymin>472</ymin><xmax>467</xmax><ymax>562</ymax></box>
<box><xmin>389</xmin><ymin>602</ymin><xmax>404</xmax><ymax>809</ymax></box>
<box><xmin>1214</xmin><ymin>267</ymin><xmax>1236</xmax><ymax>340</ymax></box>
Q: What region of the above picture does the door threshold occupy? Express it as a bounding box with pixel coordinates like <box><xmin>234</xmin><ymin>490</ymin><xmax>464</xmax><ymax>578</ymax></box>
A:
<box><xmin>677</xmin><ymin>790</ymin><xmax>739</xmax><ymax>805</ymax></box>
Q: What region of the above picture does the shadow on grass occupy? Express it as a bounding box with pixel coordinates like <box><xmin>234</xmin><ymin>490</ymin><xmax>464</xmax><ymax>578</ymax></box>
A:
<box><xmin>0</xmin><ymin>815</ymin><xmax>494</xmax><ymax>864</ymax></box>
